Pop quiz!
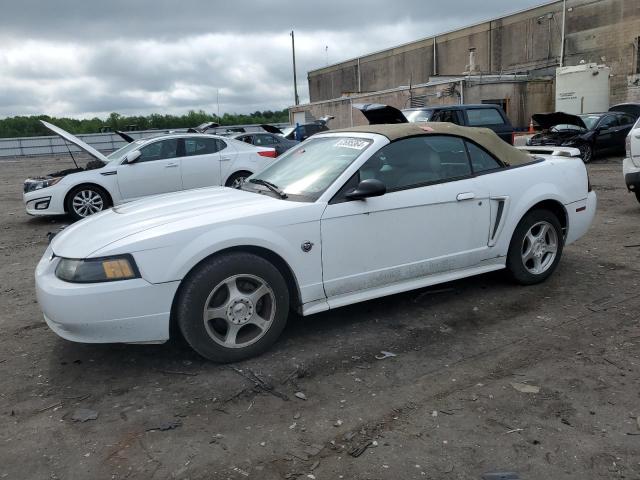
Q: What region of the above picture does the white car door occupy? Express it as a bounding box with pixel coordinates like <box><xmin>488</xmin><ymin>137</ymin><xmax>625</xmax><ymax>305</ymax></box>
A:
<box><xmin>181</xmin><ymin>137</ymin><xmax>222</xmax><ymax>189</ymax></box>
<box><xmin>320</xmin><ymin>135</ymin><xmax>491</xmax><ymax>298</ymax></box>
<box><xmin>116</xmin><ymin>138</ymin><xmax>183</xmax><ymax>201</ymax></box>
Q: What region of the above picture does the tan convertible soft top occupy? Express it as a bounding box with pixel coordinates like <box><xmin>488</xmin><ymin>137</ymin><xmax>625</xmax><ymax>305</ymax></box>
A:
<box><xmin>331</xmin><ymin>122</ymin><xmax>533</xmax><ymax>166</ymax></box>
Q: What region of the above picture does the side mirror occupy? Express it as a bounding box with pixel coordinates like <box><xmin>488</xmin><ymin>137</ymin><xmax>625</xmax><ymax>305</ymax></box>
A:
<box><xmin>124</xmin><ymin>150</ymin><xmax>142</xmax><ymax>164</ymax></box>
<box><xmin>345</xmin><ymin>179</ymin><xmax>386</xmax><ymax>200</ymax></box>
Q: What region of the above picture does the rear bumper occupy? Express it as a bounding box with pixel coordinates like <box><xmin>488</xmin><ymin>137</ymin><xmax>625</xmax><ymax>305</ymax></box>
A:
<box><xmin>565</xmin><ymin>191</ymin><xmax>597</xmax><ymax>246</ymax></box>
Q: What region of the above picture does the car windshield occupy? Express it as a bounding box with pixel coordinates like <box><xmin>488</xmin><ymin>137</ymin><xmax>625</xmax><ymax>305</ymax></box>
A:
<box><xmin>403</xmin><ymin>109</ymin><xmax>433</xmax><ymax>122</ymax></box>
<box><xmin>550</xmin><ymin>123</ymin><xmax>585</xmax><ymax>132</ymax></box>
<box><xmin>579</xmin><ymin>114</ymin><xmax>603</xmax><ymax>130</ymax></box>
<box><xmin>106</xmin><ymin>140</ymin><xmax>146</xmax><ymax>163</ymax></box>
<box><xmin>244</xmin><ymin>136</ymin><xmax>373</xmax><ymax>201</ymax></box>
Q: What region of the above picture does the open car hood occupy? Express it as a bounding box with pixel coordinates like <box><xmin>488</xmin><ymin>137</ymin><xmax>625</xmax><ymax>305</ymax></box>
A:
<box><xmin>260</xmin><ymin>124</ymin><xmax>284</xmax><ymax>134</ymax></box>
<box><xmin>531</xmin><ymin>112</ymin><xmax>587</xmax><ymax>130</ymax></box>
<box><xmin>41</xmin><ymin>120</ymin><xmax>110</xmax><ymax>164</ymax></box>
<box><xmin>609</xmin><ymin>103</ymin><xmax>640</xmax><ymax>119</ymax></box>
<box><xmin>353</xmin><ymin>104</ymin><xmax>408</xmax><ymax>125</ymax></box>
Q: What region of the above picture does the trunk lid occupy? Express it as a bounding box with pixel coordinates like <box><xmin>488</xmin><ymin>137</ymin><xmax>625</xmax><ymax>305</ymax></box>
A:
<box><xmin>353</xmin><ymin>104</ymin><xmax>408</xmax><ymax>125</ymax></box>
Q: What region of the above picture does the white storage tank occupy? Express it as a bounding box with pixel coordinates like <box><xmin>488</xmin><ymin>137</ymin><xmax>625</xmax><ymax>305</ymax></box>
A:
<box><xmin>555</xmin><ymin>63</ymin><xmax>610</xmax><ymax>114</ymax></box>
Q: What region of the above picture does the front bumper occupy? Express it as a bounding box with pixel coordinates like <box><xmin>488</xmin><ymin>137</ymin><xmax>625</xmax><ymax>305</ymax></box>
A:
<box><xmin>35</xmin><ymin>247</ymin><xmax>180</xmax><ymax>343</ymax></box>
<box><xmin>24</xmin><ymin>186</ymin><xmax>67</xmax><ymax>216</ymax></box>
<box><xmin>623</xmin><ymin>157</ymin><xmax>640</xmax><ymax>191</ymax></box>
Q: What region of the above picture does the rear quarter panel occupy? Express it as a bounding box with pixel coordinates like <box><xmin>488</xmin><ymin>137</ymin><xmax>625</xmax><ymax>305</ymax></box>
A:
<box><xmin>479</xmin><ymin>157</ymin><xmax>590</xmax><ymax>256</ymax></box>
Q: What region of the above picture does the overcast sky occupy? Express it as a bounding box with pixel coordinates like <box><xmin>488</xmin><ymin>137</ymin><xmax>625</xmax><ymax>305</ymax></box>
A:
<box><xmin>0</xmin><ymin>0</ymin><xmax>546</xmax><ymax>119</ymax></box>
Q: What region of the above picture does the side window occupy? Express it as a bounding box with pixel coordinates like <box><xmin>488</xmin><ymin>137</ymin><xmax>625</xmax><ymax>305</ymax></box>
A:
<box><xmin>466</xmin><ymin>108</ymin><xmax>506</xmax><ymax>126</ymax></box>
<box><xmin>216</xmin><ymin>139</ymin><xmax>227</xmax><ymax>152</ymax></box>
<box><xmin>619</xmin><ymin>114</ymin><xmax>636</xmax><ymax>126</ymax></box>
<box><xmin>184</xmin><ymin>138</ymin><xmax>220</xmax><ymax>157</ymax></box>
<box><xmin>358</xmin><ymin>135</ymin><xmax>471</xmax><ymax>191</ymax></box>
<box><xmin>465</xmin><ymin>141</ymin><xmax>503</xmax><ymax>173</ymax></box>
<box><xmin>432</xmin><ymin>110</ymin><xmax>461</xmax><ymax>125</ymax></box>
<box><xmin>138</xmin><ymin>139</ymin><xmax>178</xmax><ymax>162</ymax></box>
<box><xmin>599</xmin><ymin>115</ymin><xmax>618</xmax><ymax>129</ymax></box>
<box><xmin>254</xmin><ymin>134</ymin><xmax>277</xmax><ymax>146</ymax></box>
<box><xmin>238</xmin><ymin>135</ymin><xmax>253</xmax><ymax>144</ymax></box>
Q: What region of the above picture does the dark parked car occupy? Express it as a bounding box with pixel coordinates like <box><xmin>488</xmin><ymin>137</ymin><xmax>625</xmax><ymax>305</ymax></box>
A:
<box><xmin>528</xmin><ymin>110</ymin><xmax>637</xmax><ymax>162</ymax></box>
<box><xmin>353</xmin><ymin>103</ymin><xmax>515</xmax><ymax>144</ymax></box>
<box><xmin>230</xmin><ymin>132</ymin><xmax>299</xmax><ymax>156</ymax></box>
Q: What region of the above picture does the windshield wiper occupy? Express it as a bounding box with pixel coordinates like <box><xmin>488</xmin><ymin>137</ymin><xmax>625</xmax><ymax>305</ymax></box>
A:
<box><xmin>248</xmin><ymin>179</ymin><xmax>288</xmax><ymax>199</ymax></box>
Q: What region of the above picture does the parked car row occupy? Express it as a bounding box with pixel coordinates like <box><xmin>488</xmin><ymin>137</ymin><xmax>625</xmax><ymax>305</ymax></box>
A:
<box><xmin>33</xmin><ymin>112</ymin><xmax>597</xmax><ymax>362</ymax></box>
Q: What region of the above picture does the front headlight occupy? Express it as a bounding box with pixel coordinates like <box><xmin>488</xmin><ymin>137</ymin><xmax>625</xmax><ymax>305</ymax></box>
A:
<box><xmin>55</xmin><ymin>255</ymin><xmax>140</xmax><ymax>283</ymax></box>
<box><xmin>24</xmin><ymin>177</ymin><xmax>62</xmax><ymax>193</ymax></box>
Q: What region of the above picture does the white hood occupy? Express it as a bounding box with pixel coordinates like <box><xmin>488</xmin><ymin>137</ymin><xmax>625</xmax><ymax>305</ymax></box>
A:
<box><xmin>41</xmin><ymin>120</ymin><xmax>110</xmax><ymax>164</ymax></box>
<box><xmin>50</xmin><ymin>187</ymin><xmax>307</xmax><ymax>258</ymax></box>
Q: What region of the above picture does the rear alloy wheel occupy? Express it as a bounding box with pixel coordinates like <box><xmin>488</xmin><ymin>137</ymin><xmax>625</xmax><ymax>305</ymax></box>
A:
<box><xmin>177</xmin><ymin>252</ymin><xmax>289</xmax><ymax>362</ymax></box>
<box><xmin>225</xmin><ymin>171</ymin><xmax>252</xmax><ymax>189</ymax></box>
<box><xmin>577</xmin><ymin>142</ymin><xmax>593</xmax><ymax>163</ymax></box>
<box><xmin>66</xmin><ymin>185</ymin><xmax>109</xmax><ymax>221</ymax></box>
<box><xmin>506</xmin><ymin>210</ymin><xmax>564</xmax><ymax>285</ymax></box>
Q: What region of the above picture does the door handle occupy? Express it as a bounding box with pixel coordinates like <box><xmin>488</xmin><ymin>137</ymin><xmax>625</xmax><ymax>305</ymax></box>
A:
<box><xmin>165</xmin><ymin>163</ymin><xmax>178</xmax><ymax>168</ymax></box>
<box><xmin>221</xmin><ymin>157</ymin><xmax>231</xmax><ymax>161</ymax></box>
<box><xmin>456</xmin><ymin>192</ymin><xmax>475</xmax><ymax>201</ymax></box>
<box><xmin>635</xmin><ymin>134</ymin><xmax>640</xmax><ymax>139</ymax></box>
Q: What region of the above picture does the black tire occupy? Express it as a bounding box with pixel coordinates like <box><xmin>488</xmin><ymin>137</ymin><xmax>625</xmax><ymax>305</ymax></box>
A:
<box><xmin>577</xmin><ymin>142</ymin><xmax>593</xmax><ymax>163</ymax></box>
<box><xmin>225</xmin><ymin>171</ymin><xmax>252</xmax><ymax>188</ymax></box>
<box><xmin>506</xmin><ymin>209</ymin><xmax>564</xmax><ymax>285</ymax></box>
<box><xmin>635</xmin><ymin>190</ymin><xmax>640</xmax><ymax>204</ymax></box>
<box><xmin>65</xmin><ymin>184</ymin><xmax>110</xmax><ymax>221</ymax></box>
<box><xmin>176</xmin><ymin>252</ymin><xmax>290</xmax><ymax>363</ymax></box>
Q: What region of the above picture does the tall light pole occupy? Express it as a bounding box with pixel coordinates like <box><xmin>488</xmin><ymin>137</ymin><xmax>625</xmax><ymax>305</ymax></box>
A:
<box><xmin>290</xmin><ymin>30</ymin><xmax>300</xmax><ymax>106</ymax></box>
<box><xmin>559</xmin><ymin>0</ymin><xmax>567</xmax><ymax>67</ymax></box>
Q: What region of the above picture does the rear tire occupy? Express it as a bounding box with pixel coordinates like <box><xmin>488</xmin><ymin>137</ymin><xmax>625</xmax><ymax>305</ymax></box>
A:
<box><xmin>225</xmin><ymin>171</ymin><xmax>252</xmax><ymax>188</ymax></box>
<box><xmin>635</xmin><ymin>190</ymin><xmax>640</xmax><ymax>204</ymax></box>
<box><xmin>506</xmin><ymin>209</ymin><xmax>564</xmax><ymax>285</ymax></box>
<box><xmin>176</xmin><ymin>252</ymin><xmax>289</xmax><ymax>363</ymax></box>
<box><xmin>65</xmin><ymin>185</ymin><xmax>110</xmax><ymax>221</ymax></box>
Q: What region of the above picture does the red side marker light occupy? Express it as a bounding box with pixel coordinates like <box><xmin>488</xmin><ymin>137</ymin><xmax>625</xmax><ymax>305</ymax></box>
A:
<box><xmin>258</xmin><ymin>150</ymin><xmax>277</xmax><ymax>158</ymax></box>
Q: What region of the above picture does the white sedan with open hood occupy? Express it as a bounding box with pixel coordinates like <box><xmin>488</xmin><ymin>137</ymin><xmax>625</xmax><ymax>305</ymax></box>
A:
<box><xmin>36</xmin><ymin>122</ymin><xmax>596</xmax><ymax>362</ymax></box>
<box><xmin>23</xmin><ymin>121</ymin><xmax>277</xmax><ymax>220</ymax></box>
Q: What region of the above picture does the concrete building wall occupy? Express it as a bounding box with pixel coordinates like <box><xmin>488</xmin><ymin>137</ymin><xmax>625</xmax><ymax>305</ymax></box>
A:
<box><xmin>307</xmin><ymin>0</ymin><xmax>640</xmax><ymax>105</ymax></box>
<box><xmin>291</xmin><ymin>79</ymin><xmax>554</xmax><ymax>130</ymax></box>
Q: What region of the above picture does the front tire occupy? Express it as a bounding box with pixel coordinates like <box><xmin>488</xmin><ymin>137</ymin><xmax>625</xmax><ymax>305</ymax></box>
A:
<box><xmin>225</xmin><ymin>171</ymin><xmax>252</xmax><ymax>189</ymax></box>
<box><xmin>65</xmin><ymin>185</ymin><xmax>110</xmax><ymax>221</ymax></box>
<box><xmin>577</xmin><ymin>142</ymin><xmax>593</xmax><ymax>163</ymax></box>
<box><xmin>176</xmin><ymin>252</ymin><xmax>290</xmax><ymax>363</ymax></box>
<box><xmin>506</xmin><ymin>209</ymin><xmax>564</xmax><ymax>285</ymax></box>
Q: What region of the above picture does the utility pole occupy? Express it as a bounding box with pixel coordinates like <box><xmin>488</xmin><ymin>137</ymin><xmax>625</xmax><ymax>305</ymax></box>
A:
<box><xmin>325</xmin><ymin>45</ymin><xmax>329</xmax><ymax>66</ymax></box>
<box><xmin>560</xmin><ymin>0</ymin><xmax>567</xmax><ymax>67</ymax></box>
<box><xmin>290</xmin><ymin>30</ymin><xmax>300</xmax><ymax>105</ymax></box>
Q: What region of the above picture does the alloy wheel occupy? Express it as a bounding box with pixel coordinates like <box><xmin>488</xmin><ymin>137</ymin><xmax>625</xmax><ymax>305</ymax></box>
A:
<box><xmin>72</xmin><ymin>189</ymin><xmax>104</xmax><ymax>217</ymax></box>
<box><xmin>202</xmin><ymin>274</ymin><xmax>276</xmax><ymax>348</ymax></box>
<box><xmin>520</xmin><ymin>220</ymin><xmax>558</xmax><ymax>275</ymax></box>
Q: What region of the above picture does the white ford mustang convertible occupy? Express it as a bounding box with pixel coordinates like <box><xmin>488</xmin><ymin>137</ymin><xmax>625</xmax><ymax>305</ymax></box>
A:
<box><xmin>36</xmin><ymin>123</ymin><xmax>596</xmax><ymax>362</ymax></box>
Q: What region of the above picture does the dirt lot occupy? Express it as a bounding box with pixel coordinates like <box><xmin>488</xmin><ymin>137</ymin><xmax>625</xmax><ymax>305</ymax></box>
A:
<box><xmin>1</xmin><ymin>154</ymin><xmax>639</xmax><ymax>480</ymax></box>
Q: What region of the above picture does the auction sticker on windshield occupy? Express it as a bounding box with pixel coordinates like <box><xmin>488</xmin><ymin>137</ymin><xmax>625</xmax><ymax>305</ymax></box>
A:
<box><xmin>334</xmin><ymin>138</ymin><xmax>369</xmax><ymax>150</ymax></box>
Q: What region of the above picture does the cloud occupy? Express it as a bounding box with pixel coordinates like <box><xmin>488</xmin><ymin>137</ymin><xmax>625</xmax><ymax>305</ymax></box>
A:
<box><xmin>0</xmin><ymin>0</ymin><xmax>545</xmax><ymax>119</ymax></box>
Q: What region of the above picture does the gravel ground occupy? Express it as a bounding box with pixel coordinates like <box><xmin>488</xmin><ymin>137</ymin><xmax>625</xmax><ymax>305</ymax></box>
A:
<box><xmin>1</xmin><ymin>154</ymin><xmax>639</xmax><ymax>480</ymax></box>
